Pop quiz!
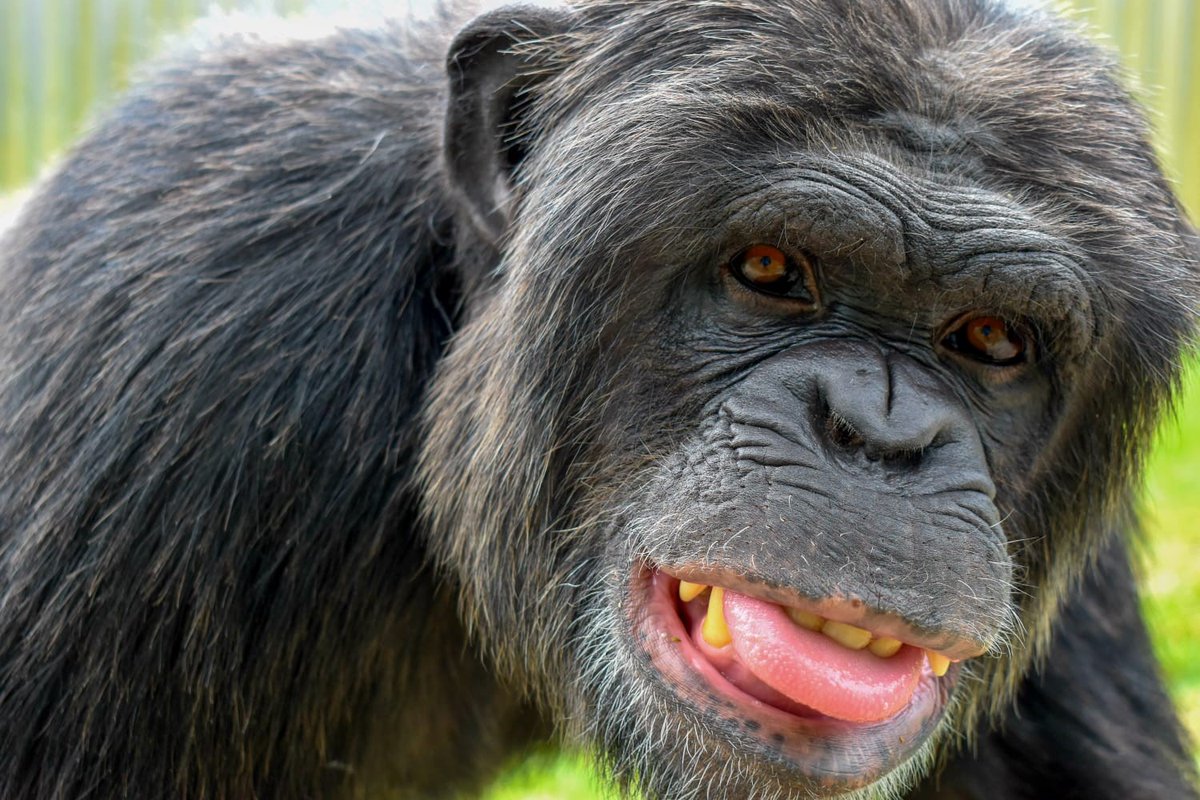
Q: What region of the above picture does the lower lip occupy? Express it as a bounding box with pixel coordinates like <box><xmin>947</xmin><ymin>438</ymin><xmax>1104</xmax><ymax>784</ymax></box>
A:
<box><xmin>629</xmin><ymin>567</ymin><xmax>954</xmax><ymax>791</ymax></box>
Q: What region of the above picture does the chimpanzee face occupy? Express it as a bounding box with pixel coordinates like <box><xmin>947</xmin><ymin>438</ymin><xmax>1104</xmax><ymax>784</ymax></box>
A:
<box><xmin>423</xmin><ymin>1</ymin><xmax>1197</xmax><ymax>797</ymax></box>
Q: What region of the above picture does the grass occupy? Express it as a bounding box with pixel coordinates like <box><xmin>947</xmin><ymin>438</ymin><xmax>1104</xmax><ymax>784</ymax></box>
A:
<box><xmin>1141</xmin><ymin>359</ymin><xmax>1200</xmax><ymax>749</ymax></box>
<box><xmin>484</xmin><ymin>753</ymin><xmax>616</xmax><ymax>800</ymax></box>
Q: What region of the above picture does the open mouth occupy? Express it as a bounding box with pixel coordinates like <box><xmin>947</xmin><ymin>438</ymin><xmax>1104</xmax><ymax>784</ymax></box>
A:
<box><xmin>631</xmin><ymin>566</ymin><xmax>966</xmax><ymax>791</ymax></box>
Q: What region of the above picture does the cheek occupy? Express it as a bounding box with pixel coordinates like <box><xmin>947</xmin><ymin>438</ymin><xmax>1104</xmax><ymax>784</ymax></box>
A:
<box><xmin>972</xmin><ymin>391</ymin><xmax>1056</xmax><ymax>487</ymax></box>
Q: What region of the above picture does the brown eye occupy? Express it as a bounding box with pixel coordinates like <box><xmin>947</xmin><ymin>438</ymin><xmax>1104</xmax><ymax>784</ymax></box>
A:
<box><xmin>942</xmin><ymin>314</ymin><xmax>1029</xmax><ymax>366</ymax></box>
<box><xmin>730</xmin><ymin>244</ymin><xmax>818</xmax><ymax>304</ymax></box>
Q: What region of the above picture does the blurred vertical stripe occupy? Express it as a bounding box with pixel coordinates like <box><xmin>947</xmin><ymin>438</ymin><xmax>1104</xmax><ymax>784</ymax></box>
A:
<box><xmin>0</xmin><ymin>0</ymin><xmax>1197</xmax><ymax>218</ymax></box>
<box><xmin>0</xmin><ymin>0</ymin><xmax>311</xmax><ymax>188</ymax></box>
<box><xmin>1061</xmin><ymin>0</ymin><xmax>1200</xmax><ymax>218</ymax></box>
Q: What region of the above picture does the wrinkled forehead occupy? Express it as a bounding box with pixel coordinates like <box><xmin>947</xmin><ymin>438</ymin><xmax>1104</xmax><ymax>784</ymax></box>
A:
<box><xmin>522</xmin><ymin>74</ymin><xmax>1072</xmax><ymax>260</ymax></box>
<box><xmin>517</xmin><ymin>96</ymin><xmax>1094</xmax><ymax>347</ymax></box>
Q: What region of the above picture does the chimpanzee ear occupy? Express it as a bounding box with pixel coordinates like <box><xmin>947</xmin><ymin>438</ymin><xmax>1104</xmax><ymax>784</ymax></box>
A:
<box><xmin>444</xmin><ymin>5</ymin><xmax>573</xmax><ymax>246</ymax></box>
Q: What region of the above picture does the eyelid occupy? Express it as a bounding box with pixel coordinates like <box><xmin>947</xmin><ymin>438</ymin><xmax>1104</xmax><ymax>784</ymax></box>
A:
<box><xmin>937</xmin><ymin>311</ymin><xmax>1037</xmax><ymax>372</ymax></box>
<box><xmin>723</xmin><ymin>243</ymin><xmax>822</xmax><ymax>312</ymax></box>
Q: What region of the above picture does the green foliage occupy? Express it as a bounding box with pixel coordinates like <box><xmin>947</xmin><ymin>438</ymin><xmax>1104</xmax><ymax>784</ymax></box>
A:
<box><xmin>484</xmin><ymin>752</ymin><xmax>617</xmax><ymax>800</ymax></box>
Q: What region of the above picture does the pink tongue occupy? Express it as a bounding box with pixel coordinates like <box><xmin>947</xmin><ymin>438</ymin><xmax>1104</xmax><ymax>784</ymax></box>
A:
<box><xmin>721</xmin><ymin>591</ymin><xmax>924</xmax><ymax>723</ymax></box>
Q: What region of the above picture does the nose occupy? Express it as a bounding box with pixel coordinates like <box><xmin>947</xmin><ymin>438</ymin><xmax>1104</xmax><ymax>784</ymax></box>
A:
<box><xmin>813</xmin><ymin>351</ymin><xmax>992</xmax><ymax>496</ymax></box>
<box><xmin>820</xmin><ymin>357</ymin><xmax>947</xmax><ymax>457</ymax></box>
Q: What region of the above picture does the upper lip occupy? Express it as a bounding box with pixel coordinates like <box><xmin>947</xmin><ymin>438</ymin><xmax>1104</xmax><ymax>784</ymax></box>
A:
<box><xmin>662</xmin><ymin>565</ymin><xmax>989</xmax><ymax>662</ymax></box>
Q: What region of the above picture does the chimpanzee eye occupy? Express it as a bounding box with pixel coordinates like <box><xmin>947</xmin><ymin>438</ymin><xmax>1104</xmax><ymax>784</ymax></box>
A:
<box><xmin>729</xmin><ymin>244</ymin><xmax>818</xmax><ymax>305</ymax></box>
<box><xmin>941</xmin><ymin>314</ymin><xmax>1030</xmax><ymax>366</ymax></box>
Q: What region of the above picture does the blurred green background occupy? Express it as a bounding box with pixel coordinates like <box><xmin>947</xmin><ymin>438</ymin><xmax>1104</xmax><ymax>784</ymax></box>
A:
<box><xmin>0</xmin><ymin>0</ymin><xmax>1196</xmax><ymax>796</ymax></box>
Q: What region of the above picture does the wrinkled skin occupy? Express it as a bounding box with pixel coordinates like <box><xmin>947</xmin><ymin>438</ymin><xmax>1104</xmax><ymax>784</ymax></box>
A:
<box><xmin>0</xmin><ymin>1</ymin><xmax>1197</xmax><ymax>799</ymax></box>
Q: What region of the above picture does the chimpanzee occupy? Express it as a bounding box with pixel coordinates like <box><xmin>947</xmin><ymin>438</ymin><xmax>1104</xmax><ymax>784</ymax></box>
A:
<box><xmin>0</xmin><ymin>1</ymin><xmax>1196</xmax><ymax>798</ymax></box>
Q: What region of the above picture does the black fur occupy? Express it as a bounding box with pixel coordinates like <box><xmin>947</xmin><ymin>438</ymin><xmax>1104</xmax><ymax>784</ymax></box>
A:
<box><xmin>0</xmin><ymin>1</ymin><xmax>1196</xmax><ymax>798</ymax></box>
<box><xmin>0</xmin><ymin>18</ymin><xmax>538</xmax><ymax>798</ymax></box>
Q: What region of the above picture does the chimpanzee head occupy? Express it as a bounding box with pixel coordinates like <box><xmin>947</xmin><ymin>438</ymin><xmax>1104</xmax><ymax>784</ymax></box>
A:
<box><xmin>421</xmin><ymin>1</ymin><xmax>1198</xmax><ymax>796</ymax></box>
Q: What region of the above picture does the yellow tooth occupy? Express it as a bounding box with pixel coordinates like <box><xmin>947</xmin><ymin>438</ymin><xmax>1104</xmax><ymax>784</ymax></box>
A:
<box><xmin>678</xmin><ymin>581</ymin><xmax>709</xmax><ymax>603</ymax></box>
<box><xmin>868</xmin><ymin>636</ymin><xmax>902</xmax><ymax>658</ymax></box>
<box><xmin>785</xmin><ymin>608</ymin><xmax>825</xmax><ymax>631</ymax></box>
<box><xmin>821</xmin><ymin>620</ymin><xmax>871</xmax><ymax>650</ymax></box>
<box><xmin>701</xmin><ymin>587</ymin><xmax>733</xmax><ymax>648</ymax></box>
<box><xmin>927</xmin><ymin>651</ymin><xmax>950</xmax><ymax>677</ymax></box>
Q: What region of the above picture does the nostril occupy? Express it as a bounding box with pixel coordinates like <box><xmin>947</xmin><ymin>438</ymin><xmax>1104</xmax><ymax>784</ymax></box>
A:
<box><xmin>825</xmin><ymin>412</ymin><xmax>866</xmax><ymax>452</ymax></box>
<box><xmin>879</xmin><ymin>447</ymin><xmax>924</xmax><ymax>469</ymax></box>
<box><xmin>823</xmin><ymin>409</ymin><xmax>929</xmax><ymax>467</ymax></box>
